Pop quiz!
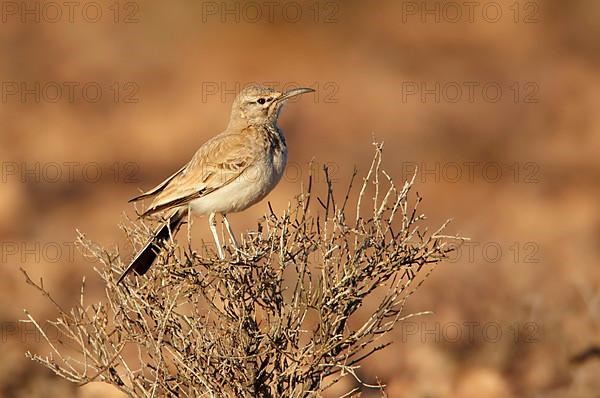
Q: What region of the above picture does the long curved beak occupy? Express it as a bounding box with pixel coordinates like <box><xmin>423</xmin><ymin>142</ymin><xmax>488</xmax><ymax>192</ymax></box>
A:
<box><xmin>276</xmin><ymin>87</ymin><xmax>315</xmax><ymax>102</ymax></box>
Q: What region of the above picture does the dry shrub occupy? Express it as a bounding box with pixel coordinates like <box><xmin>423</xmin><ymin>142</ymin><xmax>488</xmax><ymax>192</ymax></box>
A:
<box><xmin>22</xmin><ymin>143</ymin><xmax>464</xmax><ymax>397</ymax></box>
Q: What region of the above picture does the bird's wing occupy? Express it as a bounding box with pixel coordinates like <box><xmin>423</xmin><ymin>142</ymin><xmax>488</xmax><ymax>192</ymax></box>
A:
<box><xmin>129</xmin><ymin>164</ymin><xmax>187</xmax><ymax>203</ymax></box>
<box><xmin>139</xmin><ymin>132</ymin><xmax>258</xmax><ymax>217</ymax></box>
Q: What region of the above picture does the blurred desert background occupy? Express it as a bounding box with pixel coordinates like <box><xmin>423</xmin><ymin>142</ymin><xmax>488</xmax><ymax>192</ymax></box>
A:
<box><xmin>1</xmin><ymin>0</ymin><xmax>599</xmax><ymax>397</ymax></box>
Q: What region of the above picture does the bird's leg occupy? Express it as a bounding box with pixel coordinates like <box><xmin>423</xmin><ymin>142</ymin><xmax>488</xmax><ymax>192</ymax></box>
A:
<box><xmin>165</xmin><ymin>213</ymin><xmax>176</xmax><ymax>244</ymax></box>
<box><xmin>223</xmin><ymin>214</ymin><xmax>240</xmax><ymax>248</ymax></box>
<box><xmin>209</xmin><ymin>212</ymin><xmax>224</xmax><ymax>259</ymax></box>
<box><xmin>223</xmin><ymin>214</ymin><xmax>250</xmax><ymax>261</ymax></box>
<box><xmin>186</xmin><ymin>205</ymin><xmax>192</xmax><ymax>245</ymax></box>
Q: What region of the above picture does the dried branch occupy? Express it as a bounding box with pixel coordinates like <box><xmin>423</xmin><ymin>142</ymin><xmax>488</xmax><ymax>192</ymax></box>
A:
<box><xmin>23</xmin><ymin>143</ymin><xmax>465</xmax><ymax>397</ymax></box>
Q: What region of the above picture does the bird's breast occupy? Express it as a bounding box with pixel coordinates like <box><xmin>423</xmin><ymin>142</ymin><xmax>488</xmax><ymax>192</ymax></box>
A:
<box><xmin>271</xmin><ymin>137</ymin><xmax>288</xmax><ymax>183</ymax></box>
<box><xmin>189</xmin><ymin>128</ymin><xmax>287</xmax><ymax>215</ymax></box>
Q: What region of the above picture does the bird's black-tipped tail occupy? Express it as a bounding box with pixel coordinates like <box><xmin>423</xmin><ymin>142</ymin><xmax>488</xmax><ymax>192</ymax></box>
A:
<box><xmin>117</xmin><ymin>210</ymin><xmax>186</xmax><ymax>284</ymax></box>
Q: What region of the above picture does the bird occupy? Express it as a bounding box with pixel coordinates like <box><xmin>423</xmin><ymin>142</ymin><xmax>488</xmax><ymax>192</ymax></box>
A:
<box><xmin>116</xmin><ymin>84</ymin><xmax>314</xmax><ymax>284</ymax></box>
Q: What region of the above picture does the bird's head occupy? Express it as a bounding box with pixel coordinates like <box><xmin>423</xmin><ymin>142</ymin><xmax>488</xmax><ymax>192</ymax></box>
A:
<box><xmin>229</xmin><ymin>84</ymin><xmax>314</xmax><ymax>127</ymax></box>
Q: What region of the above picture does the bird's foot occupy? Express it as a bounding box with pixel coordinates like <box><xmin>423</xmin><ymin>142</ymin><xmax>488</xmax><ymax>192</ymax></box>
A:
<box><xmin>228</xmin><ymin>245</ymin><xmax>251</xmax><ymax>264</ymax></box>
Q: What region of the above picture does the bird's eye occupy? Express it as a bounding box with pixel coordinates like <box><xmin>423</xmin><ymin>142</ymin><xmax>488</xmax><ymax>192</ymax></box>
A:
<box><xmin>257</xmin><ymin>98</ymin><xmax>266</xmax><ymax>105</ymax></box>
